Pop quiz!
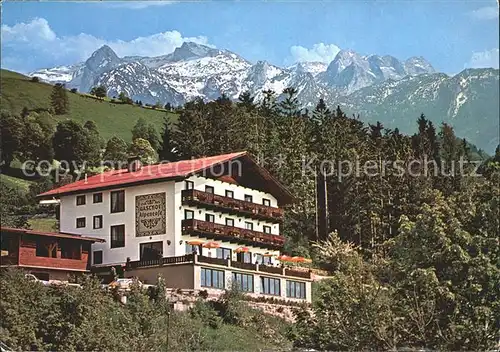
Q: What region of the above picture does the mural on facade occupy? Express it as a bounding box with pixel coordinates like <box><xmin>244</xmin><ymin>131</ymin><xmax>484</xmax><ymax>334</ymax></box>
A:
<box><xmin>135</xmin><ymin>193</ymin><xmax>166</xmax><ymax>236</ymax></box>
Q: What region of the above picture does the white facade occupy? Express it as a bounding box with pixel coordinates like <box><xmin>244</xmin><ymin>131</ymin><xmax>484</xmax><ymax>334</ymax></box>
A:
<box><xmin>59</xmin><ymin>175</ymin><xmax>281</xmax><ymax>265</ymax></box>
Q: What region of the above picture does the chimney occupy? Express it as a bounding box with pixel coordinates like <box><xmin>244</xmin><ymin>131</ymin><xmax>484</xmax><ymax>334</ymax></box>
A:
<box><xmin>127</xmin><ymin>156</ymin><xmax>142</xmax><ymax>172</ymax></box>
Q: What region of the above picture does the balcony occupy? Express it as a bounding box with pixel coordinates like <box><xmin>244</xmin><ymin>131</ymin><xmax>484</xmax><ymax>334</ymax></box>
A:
<box><xmin>182</xmin><ymin>219</ymin><xmax>285</xmax><ymax>249</ymax></box>
<box><xmin>182</xmin><ymin>189</ymin><xmax>284</xmax><ymax>223</ymax></box>
<box><xmin>124</xmin><ymin>254</ymin><xmax>312</xmax><ymax>280</ymax></box>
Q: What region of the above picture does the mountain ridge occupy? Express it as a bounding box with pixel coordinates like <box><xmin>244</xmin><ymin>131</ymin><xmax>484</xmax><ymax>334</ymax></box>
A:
<box><xmin>28</xmin><ymin>42</ymin><xmax>499</xmax><ymax>153</ymax></box>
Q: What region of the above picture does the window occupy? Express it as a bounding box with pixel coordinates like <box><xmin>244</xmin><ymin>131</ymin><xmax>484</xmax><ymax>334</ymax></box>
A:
<box><xmin>245</xmin><ymin>222</ymin><xmax>253</xmax><ymax>230</ymax></box>
<box><xmin>262</xmin><ymin>198</ymin><xmax>271</xmax><ymax>206</ymax></box>
<box><xmin>205</xmin><ymin>213</ymin><xmax>215</xmax><ymax>223</ymax></box>
<box><xmin>60</xmin><ymin>240</ymin><xmax>81</xmax><ymax>260</ymax></box>
<box><xmin>185</xmin><ymin>180</ymin><xmax>194</xmax><ymax>190</ymax></box>
<box><xmin>205</xmin><ymin>186</ymin><xmax>214</xmax><ymax>194</ymax></box>
<box><xmin>225</xmin><ymin>218</ymin><xmax>234</xmax><ymax>227</ymax></box>
<box><xmin>36</xmin><ymin>240</ymin><xmax>57</xmax><ymax>258</ymax></box>
<box><xmin>93</xmin><ymin>192</ymin><xmax>103</xmax><ymax>203</ymax></box>
<box><xmin>186</xmin><ymin>243</ymin><xmax>201</xmax><ymax>255</ymax></box>
<box><xmin>232</xmin><ymin>272</ymin><xmax>254</xmax><ymax>292</ymax></box>
<box><xmin>110</xmin><ymin>225</ymin><xmax>125</xmax><ymax>248</ymax></box>
<box><xmin>225</xmin><ymin>190</ymin><xmax>234</xmax><ymax>198</ymax></box>
<box><xmin>237</xmin><ymin>252</ymin><xmax>252</xmax><ymax>263</ymax></box>
<box><xmin>263</xmin><ymin>225</ymin><xmax>271</xmax><ymax>234</ymax></box>
<box><xmin>140</xmin><ymin>241</ymin><xmax>163</xmax><ymax>261</ymax></box>
<box><xmin>201</xmin><ymin>268</ymin><xmax>225</xmax><ymax>289</ymax></box>
<box><xmin>261</xmin><ymin>277</ymin><xmax>281</xmax><ymax>296</ymax></box>
<box><xmin>93</xmin><ymin>251</ymin><xmax>103</xmax><ymax>265</ymax></box>
<box><xmin>286</xmin><ymin>280</ymin><xmax>306</xmax><ymax>299</ymax></box>
<box><xmin>216</xmin><ymin>247</ymin><xmax>232</xmax><ymax>260</ymax></box>
<box><xmin>110</xmin><ymin>190</ymin><xmax>125</xmax><ymax>213</ymax></box>
<box><xmin>185</xmin><ymin>210</ymin><xmax>194</xmax><ymax>220</ymax></box>
<box><xmin>244</xmin><ymin>194</ymin><xmax>253</xmax><ymax>203</ymax></box>
<box><xmin>76</xmin><ymin>195</ymin><xmax>86</xmax><ymax>206</ymax></box>
<box><xmin>76</xmin><ymin>217</ymin><xmax>86</xmax><ymax>228</ymax></box>
<box><xmin>256</xmin><ymin>253</ymin><xmax>272</xmax><ymax>265</ymax></box>
<box><xmin>93</xmin><ymin>215</ymin><xmax>103</xmax><ymax>229</ymax></box>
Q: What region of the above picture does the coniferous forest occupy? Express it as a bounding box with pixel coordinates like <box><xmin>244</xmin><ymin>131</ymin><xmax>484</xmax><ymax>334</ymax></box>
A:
<box><xmin>1</xmin><ymin>84</ymin><xmax>499</xmax><ymax>350</ymax></box>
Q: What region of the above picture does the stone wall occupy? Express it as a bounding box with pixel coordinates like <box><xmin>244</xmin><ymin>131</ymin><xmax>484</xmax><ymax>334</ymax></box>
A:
<box><xmin>163</xmin><ymin>288</ymin><xmax>305</xmax><ymax>322</ymax></box>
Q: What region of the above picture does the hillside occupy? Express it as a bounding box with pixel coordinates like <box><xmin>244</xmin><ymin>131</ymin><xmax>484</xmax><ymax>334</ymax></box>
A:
<box><xmin>0</xmin><ymin>69</ymin><xmax>174</xmax><ymax>141</ymax></box>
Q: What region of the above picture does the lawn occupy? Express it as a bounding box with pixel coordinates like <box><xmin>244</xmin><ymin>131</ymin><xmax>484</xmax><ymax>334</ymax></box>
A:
<box><xmin>0</xmin><ymin>69</ymin><xmax>177</xmax><ymax>141</ymax></box>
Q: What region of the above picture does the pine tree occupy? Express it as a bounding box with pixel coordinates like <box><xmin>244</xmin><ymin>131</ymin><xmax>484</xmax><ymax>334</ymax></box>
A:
<box><xmin>50</xmin><ymin>83</ymin><xmax>70</xmax><ymax>115</ymax></box>
<box><xmin>237</xmin><ymin>91</ymin><xmax>255</xmax><ymax>111</ymax></box>
<box><xmin>158</xmin><ymin>116</ymin><xmax>177</xmax><ymax>162</ymax></box>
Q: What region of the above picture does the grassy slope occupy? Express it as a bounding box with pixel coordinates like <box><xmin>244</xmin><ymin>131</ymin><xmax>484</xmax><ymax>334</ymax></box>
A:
<box><xmin>0</xmin><ymin>174</ymin><xmax>33</xmax><ymax>192</ymax></box>
<box><xmin>0</xmin><ymin>69</ymin><xmax>176</xmax><ymax>141</ymax></box>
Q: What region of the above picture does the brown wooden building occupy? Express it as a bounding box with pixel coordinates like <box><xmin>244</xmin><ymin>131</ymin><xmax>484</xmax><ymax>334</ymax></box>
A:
<box><xmin>0</xmin><ymin>227</ymin><xmax>104</xmax><ymax>281</ymax></box>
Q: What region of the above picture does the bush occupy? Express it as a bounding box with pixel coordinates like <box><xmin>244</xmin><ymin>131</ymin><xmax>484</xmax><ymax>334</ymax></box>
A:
<box><xmin>30</xmin><ymin>76</ymin><xmax>40</xmax><ymax>82</ymax></box>
<box><xmin>70</xmin><ymin>88</ymin><xmax>78</xmax><ymax>93</ymax></box>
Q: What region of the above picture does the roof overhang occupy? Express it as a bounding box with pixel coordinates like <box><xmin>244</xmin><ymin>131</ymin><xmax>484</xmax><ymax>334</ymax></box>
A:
<box><xmin>1</xmin><ymin>227</ymin><xmax>105</xmax><ymax>243</ymax></box>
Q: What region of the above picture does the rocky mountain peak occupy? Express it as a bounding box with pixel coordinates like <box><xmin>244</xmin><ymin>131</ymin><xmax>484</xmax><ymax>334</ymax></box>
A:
<box><xmin>169</xmin><ymin>41</ymin><xmax>219</xmax><ymax>62</ymax></box>
<box><xmin>85</xmin><ymin>45</ymin><xmax>121</xmax><ymax>74</ymax></box>
<box><xmin>404</xmin><ymin>56</ymin><xmax>435</xmax><ymax>75</ymax></box>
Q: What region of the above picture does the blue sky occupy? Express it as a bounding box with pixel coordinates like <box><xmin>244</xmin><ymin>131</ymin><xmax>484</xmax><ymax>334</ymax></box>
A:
<box><xmin>1</xmin><ymin>0</ymin><xmax>498</xmax><ymax>73</ymax></box>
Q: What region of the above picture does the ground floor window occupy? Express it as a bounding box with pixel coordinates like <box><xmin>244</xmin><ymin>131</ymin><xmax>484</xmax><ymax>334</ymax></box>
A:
<box><xmin>36</xmin><ymin>240</ymin><xmax>57</xmax><ymax>258</ymax></box>
<box><xmin>232</xmin><ymin>272</ymin><xmax>254</xmax><ymax>292</ymax></box>
<box><xmin>60</xmin><ymin>240</ymin><xmax>81</xmax><ymax>260</ymax></box>
<box><xmin>140</xmin><ymin>241</ymin><xmax>163</xmax><ymax>261</ymax></box>
<box><xmin>93</xmin><ymin>250</ymin><xmax>103</xmax><ymax>265</ymax></box>
<box><xmin>110</xmin><ymin>225</ymin><xmax>125</xmax><ymax>248</ymax></box>
<box><xmin>286</xmin><ymin>280</ymin><xmax>306</xmax><ymax>299</ymax></box>
<box><xmin>201</xmin><ymin>267</ymin><xmax>225</xmax><ymax>289</ymax></box>
<box><xmin>261</xmin><ymin>276</ymin><xmax>280</xmax><ymax>296</ymax></box>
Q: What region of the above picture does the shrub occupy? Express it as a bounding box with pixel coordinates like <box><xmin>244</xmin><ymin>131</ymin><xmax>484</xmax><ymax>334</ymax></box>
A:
<box><xmin>30</xmin><ymin>76</ymin><xmax>40</xmax><ymax>82</ymax></box>
<box><xmin>70</xmin><ymin>88</ymin><xmax>78</xmax><ymax>93</ymax></box>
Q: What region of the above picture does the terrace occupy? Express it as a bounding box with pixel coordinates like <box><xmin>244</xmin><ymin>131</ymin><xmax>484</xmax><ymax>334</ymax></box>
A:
<box><xmin>124</xmin><ymin>253</ymin><xmax>312</xmax><ymax>280</ymax></box>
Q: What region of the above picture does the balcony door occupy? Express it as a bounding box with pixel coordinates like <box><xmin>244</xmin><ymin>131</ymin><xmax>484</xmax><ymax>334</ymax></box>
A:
<box><xmin>140</xmin><ymin>241</ymin><xmax>163</xmax><ymax>261</ymax></box>
<box><xmin>237</xmin><ymin>251</ymin><xmax>252</xmax><ymax>263</ymax></box>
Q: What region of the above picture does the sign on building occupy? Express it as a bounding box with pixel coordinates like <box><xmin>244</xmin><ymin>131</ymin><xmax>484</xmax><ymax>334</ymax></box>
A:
<box><xmin>135</xmin><ymin>193</ymin><xmax>166</xmax><ymax>237</ymax></box>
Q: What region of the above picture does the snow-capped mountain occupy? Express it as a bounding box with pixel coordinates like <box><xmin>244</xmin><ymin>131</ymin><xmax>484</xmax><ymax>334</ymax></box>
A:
<box><xmin>317</xmin><ymin>50</ymin><xmax>435</xmax><ymax>94</ymax></box>
<box><xmin>340</xmin><ymin>68</ymin><xmax>499</xmax><ymax>153</ymax></box>
<box><xmin>29</xmin><ymin>43</ymin><xmax>498</xmax><ymax>152</ymax></box>
<box><xmin>29</xmin><ymin>42</ymin><xmax>434</xmax><ymax>106</ymax></box>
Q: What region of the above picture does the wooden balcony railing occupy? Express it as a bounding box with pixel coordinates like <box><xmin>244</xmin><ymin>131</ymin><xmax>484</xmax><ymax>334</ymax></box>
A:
<box><xmin>182</xmin><ymin>219</ymin><xmax>285</xmax><ymax>248</ymax></box>
<box><xmin>231</xmin><ymin>261</ymin><xmax>257</xmax><ymax>271</ymax></box>
<box><xmin>258</xmin><ymin>265</ymin><xmax>284</xmax><ymax>275</ymax></box>
<box><xmin>127</xmin><ymin>254</ymin><xmax>194</xmax><ymax>269</ymax></box>
<box><xmin>197</xmin><ymin>256</ymin><xmax>228</xmax><ymax>266</ymax></box>
<box><xmin>123</xmin><ymin>253</ymin><xmax>312</xmax><ymax>279</ymax></box>
<box><xmin>182</xmin><ymin>189</ymin><xmax>284</xmax><ymax>223</ymax></box>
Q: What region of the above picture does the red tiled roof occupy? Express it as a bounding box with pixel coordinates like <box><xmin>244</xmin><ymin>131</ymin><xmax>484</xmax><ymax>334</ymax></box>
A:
<box><xmin>1</xmin><ymin>227</ymin><xmax>105</xmax><ymax>243</ymax></box>
<box><xmin>38</xmin><ymin>151</ymin><xmax>247</xmax><ymax>198</ymax></box>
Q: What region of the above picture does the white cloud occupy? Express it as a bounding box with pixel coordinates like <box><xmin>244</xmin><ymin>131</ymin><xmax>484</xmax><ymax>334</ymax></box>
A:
<box><xmin>469</xmin><ymin>6</ymin><xmax>499</xmax><ymax>20</ymax></box>
<box><xmin>1</xmin><ymin>17</ymin><xmax>211</xmax><ymax>72</ymax></box>
<box><xmin>104</xmin><ymin>1</ymin><xmax>177</xmax><ymax>9</ymax></box>
<box><xmin>288</xmin><ymin>43</ymin><xmax>341</xmax><ymax>64</ymax></box>
<box><xmin>1</xmin><ymin>18</ymin><xmax>56</xmax><ymax>42</ymax></box>
<box><xmin>467</xmin><ymin>48</ymin><xmax>499</xmax><ymax>69</ymax></box>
